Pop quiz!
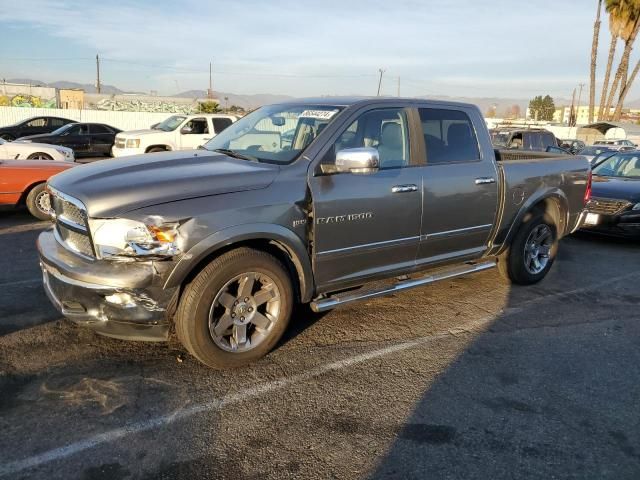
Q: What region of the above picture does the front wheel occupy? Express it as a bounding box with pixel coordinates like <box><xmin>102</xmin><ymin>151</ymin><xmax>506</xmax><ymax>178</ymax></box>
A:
<box><xmin>25</xmin><ymin>184</ymin><xmax>51</xmax><ymax>220</ymax></box>
<box><xmin>176</xmin><ymin>248</ymin><xmax>293</xmax><ymax>369</ymax></box>
<box><xmin>498</xmin><ymin>213</ymin><xmax>558</xmax><ymax>285</ymax></box>
<box><xmin>27</xmin><ymin>152</ymin><xmax>53</xmax><ymax>160</ymax></box>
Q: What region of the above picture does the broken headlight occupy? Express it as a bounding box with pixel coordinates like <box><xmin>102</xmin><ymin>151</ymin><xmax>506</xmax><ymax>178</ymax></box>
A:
<box><xmin>89</xmin><ymin>217</ymin><xmax>181</xmax><ymax>260</ymax></box>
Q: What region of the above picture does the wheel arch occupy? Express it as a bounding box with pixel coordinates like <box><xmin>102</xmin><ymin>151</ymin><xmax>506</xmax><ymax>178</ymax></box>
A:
<box><xmin>145</xmin><ymin>144</ymin><xmax>173</xmax><ymax>153</ymax></box>
<box><xmin>164</xmin><ymin>223</ymin><xmax>314</xmax><ymax>303</ymax></box>
<box><xmin>18</xmin><ymin>180</ymin><xmax>46</xmax><ymax>206</ymax></box>
<box><xmin>495</xmin><ymin>189</ymin><xmax>569</xmax><ymax>254</ymax></box>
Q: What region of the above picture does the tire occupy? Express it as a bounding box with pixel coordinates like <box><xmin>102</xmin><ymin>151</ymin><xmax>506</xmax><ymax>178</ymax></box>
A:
<box><xmin>25</xmin><ymin>184</ymin><xmax>51</xmax><ymax>221</ymax></box>
<box><xmin>176</xmin><ymin>248</ymin><xmax>294</xmax><ymax>369</ymax></box>
<box><xmin>147</xmin><ymin>147</ymin><xmax>166</xmax><ymax>153</ymax></box>
<box><xmin>27</xmin><ymin>152</ymin><xmax>53</xmax><ymax>160</ymax></box>
<box><xmin>0</xmin><ymin>134</ymin><xmax>14</xmax><ymax>141</ymax></box>
<box><xmin>498</xmin><ymin>213</ymin><xmax>558</xmax><ymax>285</ymax></box>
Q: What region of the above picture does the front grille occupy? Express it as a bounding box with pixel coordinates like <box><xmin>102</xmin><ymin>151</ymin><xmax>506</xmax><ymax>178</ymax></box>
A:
<box><xmin>586</xmin><ymin>197</ymin><xmax>632</xmax><ymax>216</ymax></box>
<box><xmin>57</xmin><ymin>224</ymin><xmax>94</xmax><ymax>257</ymax></box>
<box><xmin>50</xmin><ymin>189</ymin><xmax>94</xmax><ymax>258</ymax></box>
<box><xmin>115</xmin><ymin>138</ymin><xmax>126</xmax><ymax>148</ymax></box>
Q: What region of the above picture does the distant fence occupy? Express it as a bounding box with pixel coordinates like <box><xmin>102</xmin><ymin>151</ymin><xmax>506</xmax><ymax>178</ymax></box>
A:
<box><xmin>0</xmin><ymin>107</ymin><xmax>172</xmax><ymax>131</ymax></box>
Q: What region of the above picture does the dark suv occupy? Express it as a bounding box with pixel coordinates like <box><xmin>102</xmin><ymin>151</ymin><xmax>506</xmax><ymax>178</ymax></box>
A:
<box><xmin>0</xmin><ymin>116</ymin><xmax>74</xmax><ymax>141</ymax></box>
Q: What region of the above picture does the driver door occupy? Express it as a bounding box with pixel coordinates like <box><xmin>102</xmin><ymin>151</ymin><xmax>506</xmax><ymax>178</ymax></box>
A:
<box><xmin>309</xmin><ymin>107</ymin><xmax>423</xmax><ymax>291</ymax></box>
<box><xmin>179</xmin><ymin>118</ymin><xmax>211</xmax><ymax>150</ymax></box>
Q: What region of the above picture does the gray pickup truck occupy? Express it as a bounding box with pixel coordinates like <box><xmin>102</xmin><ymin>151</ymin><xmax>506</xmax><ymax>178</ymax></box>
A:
<box><xmin>38</xmin><ymin>98</ymin><xmax>591</xmax><ymax>368</ymax></box>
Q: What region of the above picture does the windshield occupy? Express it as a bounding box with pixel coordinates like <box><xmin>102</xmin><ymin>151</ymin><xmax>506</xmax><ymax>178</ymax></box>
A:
<box><xmin>50</xmin><ymin>123</ymin><xmax>77</xmax><ymax>135</ymax></box>
<box><xmin>154</xmin><ymin>115</ymin><xmax>187</xmax><ymax>132</ymax></box>
<box><xmin>579</xmin><ymin>146</ymin><xmax>612</xmax><ymax>156</ymax></box>
<box><xmin>203</xmin><ymin>104</ymin><xmax>344</xmax><ymax>164</ymax></box>
<box><xmin>593</xmin><ymin>153</ymin><xmax>640</xmax><ymax>178</ymax></box>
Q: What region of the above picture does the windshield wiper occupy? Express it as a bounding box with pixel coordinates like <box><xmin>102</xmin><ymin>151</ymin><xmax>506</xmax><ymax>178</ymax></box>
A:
<box><xmin>212</xmin><ymin>148</ymin><xmax>259</xmax><ymax>162</ymax></box>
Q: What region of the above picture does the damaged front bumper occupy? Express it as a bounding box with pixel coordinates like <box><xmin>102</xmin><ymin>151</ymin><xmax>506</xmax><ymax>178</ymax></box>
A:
<box><xmin>37</xmin><ymin>229</ymin><xmax>177</xmax><ymax>342</ymax></box>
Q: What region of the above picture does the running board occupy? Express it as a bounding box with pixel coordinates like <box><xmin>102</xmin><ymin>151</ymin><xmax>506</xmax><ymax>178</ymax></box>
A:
<box><xmin>310</xmin><ymin>260</ymin><xmax>497</xmax><ymax>313</ymax></box>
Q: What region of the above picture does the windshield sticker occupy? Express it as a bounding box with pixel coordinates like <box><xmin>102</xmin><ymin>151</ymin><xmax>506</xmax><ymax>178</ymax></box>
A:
<box><xmin>300</xmin><ymin>110</ymin><xmax>338</xmax><ymax>120</ymax></box>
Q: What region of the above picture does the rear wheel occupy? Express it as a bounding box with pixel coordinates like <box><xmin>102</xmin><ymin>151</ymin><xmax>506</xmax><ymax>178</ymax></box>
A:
<box><xmin>498</xmin><ymin>213</ymin><xmax>558</xmax><ymax>285</ymax></box>
<box><xmin>27</xmin><ymin>152</ymin><xmax>53</xmax><ymax>160</ymax></box>
<box><xmin>176</xmin><ymin>248</ymin><xmax>293</xmax><ymax>369</ymax></box>
<box><xmin>25</xmin><ymin>184</ymin><xmax>51</xmax><ymax>220</ymax></box>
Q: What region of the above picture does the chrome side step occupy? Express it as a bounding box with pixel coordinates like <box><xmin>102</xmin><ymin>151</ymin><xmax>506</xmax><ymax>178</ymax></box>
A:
<box><xmin>310</xmin><ymin>260</ymin><xmax>497</xmax><ymax>313</ymax></box>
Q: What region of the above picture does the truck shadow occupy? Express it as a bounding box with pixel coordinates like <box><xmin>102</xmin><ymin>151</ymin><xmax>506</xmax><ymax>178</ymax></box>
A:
<box><xmin>367</xmin><ymin>235</ymin><xmax>640</xmax><ymax>479</ymax></box>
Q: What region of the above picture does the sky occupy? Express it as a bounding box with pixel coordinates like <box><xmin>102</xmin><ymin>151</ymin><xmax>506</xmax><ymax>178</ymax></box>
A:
<box><xmin>0</xmin><ymin>0</ymin><xmax>632</xmax><ymax>101</ymax></box>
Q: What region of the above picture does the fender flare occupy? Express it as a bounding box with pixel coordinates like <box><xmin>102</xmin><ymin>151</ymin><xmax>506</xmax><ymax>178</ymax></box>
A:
<box><xmin>164</xmin><ymin>223</ymin><xmax>315</xmax><ymax>302</ymax></box>
<box><xmin>495</xmin><ymin>188</ymin><xmax>570</xmax><ymax>253</ymax></box>
<box><xmin>145</xmin><ymin>143</ymin><xmax>173</xmax><ymax>153</ymax></box>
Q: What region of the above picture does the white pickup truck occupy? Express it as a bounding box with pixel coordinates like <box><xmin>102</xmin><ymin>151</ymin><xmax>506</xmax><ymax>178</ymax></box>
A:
<box><xmin>112</xmin><ymin>114</ymin><xmax>238</xmax><ymax>157</ymax></box>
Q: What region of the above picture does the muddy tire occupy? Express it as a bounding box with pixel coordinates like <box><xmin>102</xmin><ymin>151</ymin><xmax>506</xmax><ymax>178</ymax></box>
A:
<box><xmin>25</xmin><ymin>184</ymin><xmax>51</xmax><ymax>220</ymax></box>
<box><xmin>176</xmin><ymin>248</ymin><xmax>293</xmax><ymax>369</ymax></box>
<box><xmin>147</xmin><ymin>147</ymin><xmax>166</xmax><ymax>153</ymax></box>
<box><xmin>498</xmin><ymin>213</ymin><xmax>558</xmax><ymax>285</ymax></box>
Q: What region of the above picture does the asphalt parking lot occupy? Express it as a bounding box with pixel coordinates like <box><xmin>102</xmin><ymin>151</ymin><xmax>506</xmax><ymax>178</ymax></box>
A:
<box><xmin>1</xmin><ymin>210</ymin><xmax>639</xmax><ymax>479</ymax></box>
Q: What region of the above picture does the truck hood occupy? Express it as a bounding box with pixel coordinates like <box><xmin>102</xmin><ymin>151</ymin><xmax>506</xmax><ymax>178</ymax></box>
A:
<box><xmin>117</xmin><ymin>129</ymin><xmax>165</xmax><ymax>138</ymax></box>
<box><xmin>48</xmin><ymin>150</ymin><xmax>280</xmax><ymax>217</ymax></box>
<box><xmin>592</xmin><ymin>175</ymin><xmax>640</xmax><ymax>203</ymax></box>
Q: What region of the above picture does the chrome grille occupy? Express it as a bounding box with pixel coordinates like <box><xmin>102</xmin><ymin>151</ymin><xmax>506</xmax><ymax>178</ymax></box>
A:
<box><xmin>50</xmin><ymin>189</ymin><xmax>94</xmax><ymax>258</ymax></box>
<box><xmin>57</xmin><ymin>224</ymin><xmax>94</xmax><ymax>257</ymax></box>
<box><xmin>586</xmin><ymin>197</ymin><xmax>632</xmax><ymax>216</ymax></box>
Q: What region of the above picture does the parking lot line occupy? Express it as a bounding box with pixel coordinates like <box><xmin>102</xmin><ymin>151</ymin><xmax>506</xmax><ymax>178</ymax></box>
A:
<box><xmin>0</xmin><ymin>222</ymin><xmax>49</xmax><ymax>235</ymax></box>
<box><xmin>1</xmin><ymin>269</ymin><xmax>638</xmax><ymax>478</ymax></box>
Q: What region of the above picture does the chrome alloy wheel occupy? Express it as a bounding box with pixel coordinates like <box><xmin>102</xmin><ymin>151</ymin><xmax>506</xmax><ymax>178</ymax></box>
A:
<box><xmin>35</xmin><ymin>190</ymin><xmax>51</xmax><ymax>216</ymax></box>
<box><xmin>523</xmin><ymin>224</ymin><xmax>553</xmax><ymax>275</ymax></box>
<box><xmin>208</xmin><ymin>272</ymin><xmax>281</xmax><ymax>352</ymax></box>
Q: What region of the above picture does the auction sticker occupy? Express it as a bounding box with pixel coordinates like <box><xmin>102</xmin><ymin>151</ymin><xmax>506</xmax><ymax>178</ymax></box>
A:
<box><xmin>300</xmin><ymin>110</ymin><xmax>338</xmax><ymax>120</ymax></box>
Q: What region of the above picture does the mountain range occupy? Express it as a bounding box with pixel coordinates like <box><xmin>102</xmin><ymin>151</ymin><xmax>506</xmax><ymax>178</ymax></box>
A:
<box><xmin>7</xmin><ymin>78</ymin><xmax>634</xmax><ymax>113</ymax></box>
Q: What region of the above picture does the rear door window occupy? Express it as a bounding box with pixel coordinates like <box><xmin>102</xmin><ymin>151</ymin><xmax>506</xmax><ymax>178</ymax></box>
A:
<box><xmin>419</xmin><ymin>108</ymin><xmax>480</xmax><ymax>164</ymax></box>
<box><xmin>89</xmin><ymin>124</ymin><xmax>111</xmax><ymax>134</ymax></box>
<box><xmin>213</xmin><ymin>118</ymin><xmax>233</xmax><ymax>133</ymax></box>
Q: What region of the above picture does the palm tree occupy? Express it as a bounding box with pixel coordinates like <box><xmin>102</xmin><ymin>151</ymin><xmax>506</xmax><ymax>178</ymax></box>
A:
<box><xmin>602</xmin><ymin>0</ymin><xmax>640</xmax><ymax>120</ymax></box>
<box><xmin>598</xmin><ymin>0</ymin><xmax>625</xmax><ymax>120</ymax></box>
<box><xmin>590</xmin><ymin>0</ymin><xmax>603</xmax><ymax>123</ymax></box>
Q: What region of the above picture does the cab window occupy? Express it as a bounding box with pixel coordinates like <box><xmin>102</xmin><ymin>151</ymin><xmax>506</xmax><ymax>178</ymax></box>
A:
<box><xmin>330</xmin><ymin>108</ymin><xmax>410</xmax><ymax>169</ymax></box>
<box><xmin>213</xmin><ymin>118</ymin><xmax>233</xmax><ymax>133</ymax></box>
<box><xmin>419</xmin><ymin>108</ymin><xmax>480</xmax><ymax>163</ymax></box>
<box><xmin>183</xmin><ymin>118</ymin><xmax>209</xmax><ymax>134</ymax></box>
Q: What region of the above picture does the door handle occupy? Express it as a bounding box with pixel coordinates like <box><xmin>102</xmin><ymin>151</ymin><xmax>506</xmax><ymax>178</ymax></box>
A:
<box><xmin>475</xmin><ymin>177</ymin><xmax>496</xmax><ymax>185</ymax></box>
<box><xmin>391</xmin><ymin>184</ymin><xmax>418</xmax><ymax>193</ymax></box>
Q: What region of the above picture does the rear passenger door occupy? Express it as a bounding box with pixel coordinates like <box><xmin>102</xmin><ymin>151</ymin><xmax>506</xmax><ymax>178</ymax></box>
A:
<box><xmin>88</xmin><ymin>124</ymin><xmax>115</xmax><ymax>156</ymax></box>
<box><xmin>417</xmin><ymin>106</ymin><xmax>499</xmax><ymax>267</ymax></box>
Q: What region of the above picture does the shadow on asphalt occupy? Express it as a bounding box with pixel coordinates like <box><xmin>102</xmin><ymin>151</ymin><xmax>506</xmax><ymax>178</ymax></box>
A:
<box><xmin>368</xmin><ymin>234</ymin><xmax>640</xmax><ymax>479</ymax></box>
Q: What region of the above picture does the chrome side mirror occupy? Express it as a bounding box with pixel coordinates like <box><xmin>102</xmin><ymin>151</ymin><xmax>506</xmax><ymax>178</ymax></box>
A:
<box><xmin>335</xmin><ymin>147</ymin><xmax>380</xmax><ymax>174</ymax></box>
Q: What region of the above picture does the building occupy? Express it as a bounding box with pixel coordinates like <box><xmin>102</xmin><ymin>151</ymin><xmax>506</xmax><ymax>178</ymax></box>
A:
<box><xmin>58</xmin><ymin>89</ymin><xmax>84</xmax><ymax>109</ymax></box>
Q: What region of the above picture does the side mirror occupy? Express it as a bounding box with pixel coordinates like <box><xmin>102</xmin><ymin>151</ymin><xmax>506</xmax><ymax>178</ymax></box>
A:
<box><xmin>335</xmin><ymin>147</ymin><xmax>380</xmax><ymax>174</ymax></box>
<box><xmin>180</xmin><ymin>125</ymin><xmax>193</xmax><ymax>134</ymax></box>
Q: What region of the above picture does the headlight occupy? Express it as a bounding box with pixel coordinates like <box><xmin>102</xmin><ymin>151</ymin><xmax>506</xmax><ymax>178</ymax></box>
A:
<box><xmin>89</xmin><ymin>217</ymin><xmax>181</xmax><ymax>260</ymax></box>
<box><xmin>633</xmin><ymin>203</ymin><xmax>640</xmax><ymax>211</ymax></box>
<box><xmin>126</xmin><ymin>139</ymin><xmax>140</xmax><ymax>148</ymax></box>
<box><xmin>55</xmin><ymin>148</ymin><xmax>72</xmax><ymax>158</ymax></box>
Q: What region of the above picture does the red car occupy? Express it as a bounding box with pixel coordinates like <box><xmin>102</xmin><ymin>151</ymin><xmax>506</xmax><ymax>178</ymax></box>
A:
<box><xmin>0</xmin><ymin>159</ymin><xmax>75</xmax><ymax>220</ymax></box>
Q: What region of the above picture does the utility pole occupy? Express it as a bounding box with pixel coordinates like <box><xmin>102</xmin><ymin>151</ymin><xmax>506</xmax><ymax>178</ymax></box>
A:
<box><xmin>397</xmin><ymin>76</ymin><xmax>401</xmax><ymax>97</ymax></box>
<box><xmin>95</xmin><ymin>54</ymin><xmax>101</xmax><ymax>94</ymax></box>
<box><xmin>208</xmin><ymin>61</ymin><xmax>213</xmax><ymax>99</ymax></box>
<box><xmin>377</xmin><ymin>68</ymin><xmax>385</xmax><ymax>96</ymax></box>
<box><xmin>569</xmin><ymin>87</ymin><xmax>577</xmax><ymax>127</ymax></box>
<box><xmin>576</xmin><ymin>83</ymin><xmax>585</xmax><ymax>125</ymax></box>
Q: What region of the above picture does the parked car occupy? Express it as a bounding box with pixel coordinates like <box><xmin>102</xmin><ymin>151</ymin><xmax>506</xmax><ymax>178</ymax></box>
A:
<box><xmin>0</xmin><ymin>137</ymin><xmax>74</xmax><ymax>162</ymax></box>
<box><xmin>491</xmin><ymin>128</ymin><xmax>559</xmax><ymax>152</ymax></box>
<box><xmin>559</xmin><ymin>139</ymin><xmax>586</xmax><ymax>153</ymax></box>
<box><xmin>0</xmin><ymin>116</ymin><xmax>74</xmax><ymax>141</ymax></box>
<box><xmin>0</xmin><ymin>159</ymin><xmax>75</xmax><ymax>219</ymax></box>
<box><xmin>39</xmin><ymin>98</ymin><xmax>590</xmax><ymax>369</ymax></box>
<box><xmin>111</xmin><ymin>114</ymin><xmax>238</xmax><ymax>157</ymax></box>
<box><xmin>594</xmin><ymin>139</ymin><xmax>637</xmax><ymax>147</ymax></box>
<box><xmin>590</xmin><ymin>150</ymin><xmax>619</xmax><ymax>167</ymax></box>
<box><xmin>16</xmin><ymin>122</ymin><xmax>121</xmax><ymax>158</ymax></box>
<box><xmin>577</xmin><ymin>145</ymin><xmax>617</xmax><ymax>163</ymax></box>
<box><xmin>581</xmin><ymin>151</ymin><xmax>640</xmax><ymax>237</ymax></box>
